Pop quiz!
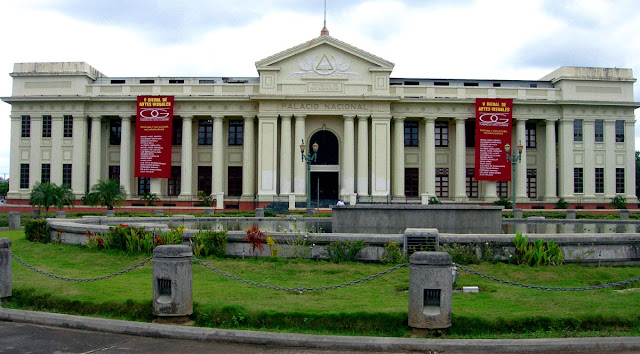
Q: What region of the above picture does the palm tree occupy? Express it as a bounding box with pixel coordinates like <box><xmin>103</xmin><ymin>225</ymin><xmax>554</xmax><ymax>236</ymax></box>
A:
<box><xmin>86</xmin><ymin>179</ymin><xmax>126</xmax><ymax>210</ymax></box>
<box><xmin>30</xmin><ymin>182</ymin><xmax>75</xmax><ymax>217</ymax></box>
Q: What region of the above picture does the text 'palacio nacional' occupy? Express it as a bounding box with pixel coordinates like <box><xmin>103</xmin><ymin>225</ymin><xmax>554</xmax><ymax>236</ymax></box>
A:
<box><xmin>2</xmin><ymin>29</ymin><xmax>638</xmax><ymax>210</ymax></box>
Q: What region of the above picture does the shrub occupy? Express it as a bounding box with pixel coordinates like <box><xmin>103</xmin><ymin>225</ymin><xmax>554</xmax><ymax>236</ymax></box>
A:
<box><xmin>555</xmin><ymin>198</ymin><xmax>569</xmax><ymax>209</ymax></box>
<box><xmin>493</xmin><ymin>197</ymin><xmax>512</xmax><ymax>209</ymax></box>
<box><xmin>244</xmin><ymin>225</ymin><xmax>266</xmax><ymax>256</ymax></box>
<box><xmin>197</xmin><ymin>191</ymin><xmax>213</xmax><ymax>207</ymax></box>
<box><xmin>24</xmin><ymin>219</ymin><xmax>50</xmax><ymax>243</ymax></box>
<box><xmin>380</xmin><ymin>242</ymin><xmax>405</xmax><ymax>264</ymax></box>
<box><xmin>610</xmin><ymin>196</ymin><xmax>627</xmax><ymax>209</ymax></box>
<box><xmin>266</xmin><ymin>236</ymin><xmax>279</xmax><ymax>257</ymax></box>
<box><xmin>428</xmin><ymin>197</ymin><xmax>441</xmax><ymax>204</ymax></box>
<box><xmin>325</xmin><ymin>239</ymin><xmax>368</xmax><ymax>263</ymax></box>
<box><xmin>139</xmin><ymin>192</ymin><xmax>159</xmax><ymax>206</ymax></box>
<box><xmin>192</xmin><ymin>230</ymin><xmax>228</xmax><ymax>257</ymax></box>
<box><xmin>512</xmin><ymin>232</ymin><xmax>563</xmax><ymax>266</ymax></box>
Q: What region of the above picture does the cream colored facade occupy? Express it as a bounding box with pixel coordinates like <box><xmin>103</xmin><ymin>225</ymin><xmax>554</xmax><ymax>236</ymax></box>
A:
<box><xmin>2</xmin><ymin>35</ymin><xmax>638</xmax><ymax>208</ymax></box>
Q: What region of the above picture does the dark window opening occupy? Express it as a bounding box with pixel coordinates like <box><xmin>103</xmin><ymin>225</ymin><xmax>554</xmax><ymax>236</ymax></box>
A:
<box><xmin>168</xmin><ymin>166</ymin><xmax>181</xmax><ymax>196</ymax></box>
<box><xmin>228</xmin><ymin>166</ymin><xmax>242</xmax><ymax>196</ymax></box>
<box><xmin>404</xmin><ymin>81</ymin><xmax>419</xmax><ymax>85</ymax></box>
<box><xmin>615</xmin><ymin>120</ymin><xmax>625</xmax><ymax>142</ymax></box>
<box><xmin>404</xmin><ymin>121</ymin><xmax>419</xmax><ymax>147</ymax></box>
<box><xmin>20</xmin><ymin>164</ymin><xmax>29</xmax><ymax>189</ymax></box>
<box><xmin>616</xmin><ymin>168</ymin><xmax>625</xmax><ymax>194</ymax></box>
<box><xmin>63</xmin><ymin>115</ymin><xmax>73</xmax><ymax>138</ymax></box>
<box><xmin>110</xmin><ymin>79</ymin><xmax>125</xmax><ymax>84</ymax></box>
<box><xmin>21</xmin><ymin>115</ymin><xmax>31</xmax><ymax>138</ymax></box>
<box><xmin>198</xmin><ymin>166</ymin><xmax>212</xmax><ymax>195</ymax></box>
<box><xmin>405</xmin><ymin>168</ymin><xmax>419</xmax><ymax>198</ymax></box>
<box><xmin>199</xmin><ymin>79</ymin><xmax>216</xmax><ymax>84</ymax></box>
<box><xmin>140</xmin><ymin>79</ymin><xmax>155</xmax><ymax>84</ymax></box>
<box><xmin>109</xmin><ymin>166</ymin><xmax>120</xmax><ymax>182</ymax></box>
<box><xmin>62</xmin><ymin>164</ymin><xmax>72</xmax><ymax>186</ymax></box>
<box><xmin>434</xmin><ymin>82</ymin><xmax>449</xmax><ymax>86</ymax></box>
<box><xmin>172</xmin><ymin>118</ymin><xmax>182</xmax><ymax>146</ymax></box>
<box><xmin>466</xmin><ymin>168</ymin><xmax>478</xmax><ymax>198</ymax></box>
<box><xmin>493</xmin><ymin>83</ymin><xmax>501</xmax><ymax>87</ymax></box>
<box><xmin>595</xmin><ymin>168</ymin><xmax>604</xmax><ymax>194</ymax></box>
<box><xmin>465</xmin><ymin>120</ymin><xmax>475</xmax><ymax>148</ymax></box>
<box><xmin>574</xmin><ymin>168</ymin><xmax>584</xmax><ymax>194</ymax></box>
<box><xmin>435</xmin><ymin>168</ymin><xmax>449</xmax><ymax>198</ymax></box>
<box><xmin>526</xmin><ymin>123</ymin><xmax>536</xmax><ymax>148</ymax></box>
<box><xmin>463</xmin><ymin>82</ymin><xmax>479</xmax><ymax>87</ymax></box>
<box><xmin>169</xmin><ymin>79</ymin><xmax>184</xmax><ymax>84</ymax></box>
<box><xmin>42</xmin><ymin>115</ymin><xmax>52</xmax><ymax>138</ymax></box>
<box><xmin>435</xmin><ymin>121</ymin><xmax>449</xmax><ymax>147</ymax></box>
<box><xmin>309</xmin><ymin>130</ymin><xmax>339</xmax><ymax>165</ymax></box>
<box><xmin>198</xmin><ymin>120</ymin><xmax>213</xmax><ymax>145</ymax></box>
<box><xmin>595</xmin><ymin>120</ymin><xmax>604</xmax><ymax>142</ymax></box>
<box><xmin>138</xmin><ymin>177</ymin><xmax>150</xmax><ymax>195</ymax></box>
<box><xmin>41</xmin><ymin>164</ymin><xmax>50</xmax><ymax>184</ymax></box>
<box><xmin>110</xmin><ymin>119</ymin><xmax>121</xmax><ymax>145</ymax></box>
<box><xmin>228</xmin><ymin>120</ymin><xmax>243</xmax><ymax>146</ymax></box>
<box><xmin>527</xmin><ymin>169</ymin><xmax>537</xmax><ymax>198</ymax></box>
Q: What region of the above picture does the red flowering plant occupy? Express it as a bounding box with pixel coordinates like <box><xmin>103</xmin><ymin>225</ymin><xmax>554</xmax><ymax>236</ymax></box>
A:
<box><xmin>243</xmin><ymin>225</ymin><xmax>267</xmax><ymax>256</ymax></box>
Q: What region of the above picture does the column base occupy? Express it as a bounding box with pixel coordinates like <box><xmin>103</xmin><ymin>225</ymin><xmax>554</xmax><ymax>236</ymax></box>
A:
<box><xmin>215</xmin><ymin>192</ymin><xmax>224</xmax><ymax>210</ymax></box>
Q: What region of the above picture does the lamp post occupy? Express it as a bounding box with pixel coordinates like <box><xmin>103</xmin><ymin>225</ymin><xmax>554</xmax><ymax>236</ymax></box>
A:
<box><xmin>300</xmin><ymin>139</ymin><xmax>319</xmax><ymax>211</ymax></box>
<box><xmin>505</xmin><ymin>142</ymin><xmax>524</xmax><ymax>213</ymax></box>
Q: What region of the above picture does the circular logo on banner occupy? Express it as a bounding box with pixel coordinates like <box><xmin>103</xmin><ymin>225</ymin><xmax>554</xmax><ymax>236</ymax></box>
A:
<box><xmin>478</xmin><ymin>113</ymin><xmax>510</xmax><ymax>127</ymax></box>
<box><xmin>139</xmin><ymin>108</ymin><xmax>170</xmax><ymax>121</ymax></box>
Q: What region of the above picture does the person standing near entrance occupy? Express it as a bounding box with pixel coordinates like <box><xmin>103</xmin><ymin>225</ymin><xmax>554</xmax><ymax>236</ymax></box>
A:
<box><xmin>336</xmin><ymin>199</ymin><xmax>345</xmax><ymax>206</ymax></box>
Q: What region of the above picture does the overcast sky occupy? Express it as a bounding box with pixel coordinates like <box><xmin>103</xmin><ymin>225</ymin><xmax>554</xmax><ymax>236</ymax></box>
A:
<box><xmin>1</xmin><ymin>0</ymin><xmax>639</xmax><ymax>180</ymax></box>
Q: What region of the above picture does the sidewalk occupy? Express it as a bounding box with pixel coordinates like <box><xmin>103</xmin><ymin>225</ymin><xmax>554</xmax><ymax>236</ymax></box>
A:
<box><xmin>1</xmin><ymin>307</ymin><xmax>640</xmax><ymax>352</ymax></box>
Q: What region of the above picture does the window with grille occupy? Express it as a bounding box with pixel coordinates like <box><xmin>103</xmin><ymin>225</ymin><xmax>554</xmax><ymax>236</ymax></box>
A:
<box><xmin>20</xmin><ymin>164</ymin><xmax>29</xmax><ymax>189</ymax></box>
<box><xmin>228</xmin><ymin>120</ymin><xmax>243</xmax><ymax>146</ymax></box>
<box><xmin>574</xmin><ymin>168</ymin><xmax>583</xmax><ymax>194</ymax></box>
<box><xmin>435</xmin><ymin>168</ymin><xmax>449</xmax><ymax>198</ymax></box>
<box><xmin>62</xmin><ymin>164</ymin><xmax>72</xmax><ymax>186</ymax></box>
<box><xmin>573</xmin><ymin>120</ymin><xmax>583</xmax><ymax>142</ymax></box>
<box><xmin>465</xmin><ymin>120</ymin><xmax>475</xmax><ymax>148</ymax></box>
<box><xmin>41</xmin><ymin>164</ymin><xmax>50</xmax><ymax>183</ymax></box>
<box><xmin>404</xmin><ymin>121</ymin><xmax>419</xmax><ymax>147</ymax></box>
<box><xmin>198</xmin><ymin>120</ymin><xmax>213</xmax><ymax>145</ymax></box>
<box><xmin>525</xmin><ymin>123</ymin><xmax>536</xmax><ymax>148</ymax></box>
<box><xmin>435</xmin><ymin>121</ymin><xmax>448</xmax><ymax>147</ymax></box>
<box><xmin>42</xmin><ymin>115</ymin><xmax>52</xmax><ymax>138</ymax></box>
<box><xmin>109</xmin><ymin>120</ymin><xmax>121</xmax><ymax>145</ymax></box>
<box><xmin>616</xmin><ymin>168</ymin><xmax>625</xmax><ymax>193</ymax></box>
<box><xmin>466</xmin><ymin>168</ymin><xmax>478</xmax><ymax>198</ymax></box>
<box><xmin>497</xmin><ymin>181</ymin><xmax>508</xmax><ymax>199</ymax></box>
<box><xmin>172</xmin><ymin>118</ymin><xmax>182</xmax><ymax>146</ymax></box>
<box><xmin>228</xmin><ymin>166</ymin><xmax>242</xmax><ymax>196</ymax></box>
<box><xmin>615</xmin><ymin>120</ymin><xmax>624</xmax><ymax>142</ymax></box>
<box><xmin>527</xmin><ymin>169</ymin><xmax>537</xmax><ymax>198</ymax></box>
<box><xmin>109</xmin><ymin>166</ymin><xmax>120</xmax><ymax>182</ymax></box>
<box><xmin>168</xmin><ymin>166</ymin><xmax>181</xmax><ymax>196</ymax></box>
<box><xmin>63</xmin><ymin>115</ymin><xmax>73</xmax><ymax>138</ymax></box>
<box><xmin>405</xmin><ymin>168</ymin><xmax>419</xmax><ymax>197</ymax></box>
<box><xmin>21</xmin><ymin>115</ymin><xmax>30</xmax><ymax>138</ymax></box>
<box><xmin>594</xmin><ymin>120</ymin><xmax>603</xmax><ymax>142</ymax></box>
<box><xmin>198</xmin><ymin>166</ymin><xmax>212</xmax><ymax>195</ymax></box>
<box><xmin>595</xmin><ymin>168</ymin><xmax>604</xmax><ymax>194</ymax></box>
<box><xmin>138</xmin><ymin>177</ymin><xmax>150</xmax><ymax>195</ymax></box>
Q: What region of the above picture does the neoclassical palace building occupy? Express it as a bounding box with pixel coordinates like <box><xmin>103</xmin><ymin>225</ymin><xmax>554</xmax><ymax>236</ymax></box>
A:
<box><xmin>2</xmin><ymin>31</ymin><xmax>638</xmax><ymax>209</ymax></box>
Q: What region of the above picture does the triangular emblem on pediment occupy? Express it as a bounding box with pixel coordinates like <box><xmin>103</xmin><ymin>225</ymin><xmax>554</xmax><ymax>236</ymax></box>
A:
<box><xmin>289</xmin><ymin>53</ymin><xmax>360</xmax><ymax>79</ymax></box>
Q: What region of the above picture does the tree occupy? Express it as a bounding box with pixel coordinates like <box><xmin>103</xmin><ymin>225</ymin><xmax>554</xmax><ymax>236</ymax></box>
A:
<box><xmin>30</xmin><ymin>182</ymin><xmax>75</xmax><ymax>217</ymax></box>
<box><xmin>86</xmin><ymin>179</ymin><xmax>126</xmax><ymax>210</ymax></box>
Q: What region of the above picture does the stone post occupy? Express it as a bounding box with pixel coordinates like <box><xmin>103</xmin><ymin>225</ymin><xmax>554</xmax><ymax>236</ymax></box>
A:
<box><xmin>255</xmin><ymin>208</ymin><xmax>264</xmax><ymax>218</ymax></box>
<box><xmin>153</xmin><ymin>210</ymin><xmax>165</xmax><ymax>216</ymax></box>
<box><xmin>513</xmin><ymin>209</ymin><xmax>523</xmax><ymax>219</ymax></box>
<box><xmin>0</xmin><ymin>238</ymin><xmax>11</xmax><ymax>298</ymax></box>
<box><xmin>408</xmin><ymin>252</ymin><xmax>452</xmax><ymax>329</ymax></box>
<box><xmin>55</xmin><ymin>211</ymin><xmax>67</xmax><ymax>219</ymax></box>
<box><xmin>8</xmin><ymin>212</ymin><xmax>20</xmax><ymax>229</ymax></box>
<box><xmin>566</xmin><ymin>209</ymin><xmax>576</xmax><ymax>219</ymax></box>
<box><xmin>619</xmin><ymin>209</ymin><xmax>629</xmax><ymax>219</ymax></box>
<box><xmin>153</xmin><ymin>245</ymin><xmax>193</xmax><ymax>318</ymax></box>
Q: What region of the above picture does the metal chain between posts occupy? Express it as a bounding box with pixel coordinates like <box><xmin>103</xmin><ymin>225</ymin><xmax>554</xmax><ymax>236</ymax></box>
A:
<box><xmin>455</xmin><ymin>263</ymin><xmax>640</xmax><ymax>291</ymax></box>
<box><xmin>10</xmin><ymin>250</ymin><xmax>153</xmax><ymax>282</ymax></box>
<box><xmin>193</xmin><ymin>257</ymin><xmax>408</xmax><ymax>293</ymax></box>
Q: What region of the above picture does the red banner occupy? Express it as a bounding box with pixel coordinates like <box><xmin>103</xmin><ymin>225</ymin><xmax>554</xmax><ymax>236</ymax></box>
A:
<box><xmin>135</xmin><ymin>96</ymin><xmax>174</xmax><ymax>178</ymax></box>
<box><xmin>474</xmin><ymin>98</ymin><xmax>513</xmax><ymax>181</ymax></box>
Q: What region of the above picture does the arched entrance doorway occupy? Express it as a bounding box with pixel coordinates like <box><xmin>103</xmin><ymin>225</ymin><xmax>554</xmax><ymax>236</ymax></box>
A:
<box><xmin>309</xmin><ymin>130</ymin><xmax>339</xmax><ymax>206</ymax></box>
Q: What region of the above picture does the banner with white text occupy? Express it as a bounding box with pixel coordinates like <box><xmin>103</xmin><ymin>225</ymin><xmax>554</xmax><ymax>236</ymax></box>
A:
<box><xmin>474</xmin><ymin>98</ymin><xmax>513</xmax><ymax>181</ymax></box>
<box><xmin>135</xmin><ymin>96</ymin><xmax>174</xmax><ymax>178</ymax></box>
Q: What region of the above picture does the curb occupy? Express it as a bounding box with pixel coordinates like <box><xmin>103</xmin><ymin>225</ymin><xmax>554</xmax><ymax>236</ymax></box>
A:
<box><xmin>1</xmin><ymin>308</ymin><xmax>640</xmax><ymax>352</ymax></box>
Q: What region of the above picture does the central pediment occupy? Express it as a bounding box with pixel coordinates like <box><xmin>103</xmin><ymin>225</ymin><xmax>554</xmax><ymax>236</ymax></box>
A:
<box><xmin>255</xmin><ymin>36</ymin><xmax>395</xmax><ymax>96</ymax></box>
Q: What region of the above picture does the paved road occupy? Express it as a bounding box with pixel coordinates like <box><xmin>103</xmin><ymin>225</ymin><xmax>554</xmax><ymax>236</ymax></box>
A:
<box><xmin>0</xmin><ymin>321</ymin><xmax>388</xmax><ymax>354</ymax></box>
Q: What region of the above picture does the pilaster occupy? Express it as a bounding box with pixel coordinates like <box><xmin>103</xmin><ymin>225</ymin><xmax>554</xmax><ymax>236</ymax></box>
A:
<box><xmin>293</xmin><ymin>115</ymin><xmax>306</xmax><ymax>196</ymax></box>
<box><xmin>71</xmin><ymin>115</ymin><xmax>88</xmax><ymax>196</ymax></box>
<box><xmin>515</xmin><ymin>118</ymin><xmax>528</xmax><ymax>200</ymax></box>
<box><xmin>258</xmin><ymin>114</ymin><xmax>279</xmax><ymax>196</ymax></box>
<box><xmin>120</xmin><ymin>116</ymin><xmax>132</xmax><ymax>197</ymax></box>
<box><xmin>242</xmin><ymin>115</ymin><xmax>256</xmax><ymax>198</ymax></box>
<box><xmin>280</xmin><ymin>115</ymin><xmax>292</xmax><ymax>195</ymax></box>
<box><xmin>543</xmin><ymin>119</ymin><xmax>557</xmax><ymax>201</ymax></box>
<box><xmin>423</xmin><ymin>116</ymin><xmax>436</xmax><ymax>199</ymax></box>
<box><xmin>50</xmin><ymin>115</ymin><xmax>63</xmax><ymax>184</ymax></box>
<box><xmin>357</xmin><ymin>116</ymin><xmax>369</xmax><ymax>197</ymax></box>
<box><xmin>179</xmin><ymin>116</ymin><xmax>194</xmax><ymax>199</ymax></box>
<box><xmin>604</xmin><ymin>120</ymin><xmax>616</xmax><ymax>197</ymax></box>
<box><xmin>454</xmin><ymin>117</ymin><xmax>467</xmax><ymax>201</ymax></box>
<box><xmin>583</xmin><ymin>119</ymin><xmax>595</xmax><ymax>200</ymax></box>
<box><xmin>557</xmin><ymin>119</ymin><xmax>574</xmax><ymax>199</ymax></box>
<box><xmin>370</xmin><ymin>115</ymin><xmax>391</xmax><ymax>197</ymax></box>
<box><xmin>342</xmin><ymin>115</ymin><xmax>356</xmax><ymax>196</ymax></box>
<box><xmin>391</xmin><ymin>116</ymin><xmax>405</xmax><ymax>198</ymax></box>
<box><xmin>89</xmin><ymin>116</ymin><xmax>103</xmax><ymax>188</ymax></box>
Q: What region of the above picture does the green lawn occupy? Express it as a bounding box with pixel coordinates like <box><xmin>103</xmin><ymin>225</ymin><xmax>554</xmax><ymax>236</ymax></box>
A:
<box><xmin>1</xmin><ymin>228</ymin><xmax>639</xmax><ymax>338</ymax></box>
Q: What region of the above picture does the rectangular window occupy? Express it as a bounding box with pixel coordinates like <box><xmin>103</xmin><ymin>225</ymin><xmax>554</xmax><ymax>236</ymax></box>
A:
<box><xmin>41</xmin><ymin>163</ymin><xmax>51</xmax><ymax>184</ymax></box>
<box><xmin>198</xmin><ymin>166</ymin><xmax>212</xmax><ymax>195</ymax></box>
<box><xmin>615</xmin><ymin>120</ymin><xmax>625</xmax><ymax>142</ymax></box>
<box><xmin>42</xmin><ymin>115</ymin><xmax>52</xmax><ymax>138</ymax></box>
<box><xmin>466</xmin><ymin>168</ymin><xmax>478</xmax><ymax>198</ymax></box>
<box><xmin>527</xmin><ymin>169</ymin><xmax>537</xmax><ymax>198</ymax></box>
<box><xmin>20</xmin><ymin>164</ymin><xmax>29</xmax><ymax>189</ymax></box>
<box><xmin>228</xmin><ymin>166</ymin><xmax>243</xmax><ymax>196</ymax></box>
<box><xmin>404</xmin><ymin>168</ymin><xmax>419</xmax><ymax>197</ymax></box>
<box><xmin>21</xmin><ymin>115</ymin><xmax>31</xmax><ymax>138</ymax></box>
<box><xmin>525</xmin><ymin>123</ymin><xmax>536</xmax><ymax>148</ymax></box>
<box><xmin>172</xmin><ymin>118</ymin><xmax>182</xmax><ymax>146</ymax></box>
<box><xmin>404</xmin><ymin>121</ymin><xmax>419</xmax><ymax>147</ymax></box>
<box><xmin>168</xmin><ymin>166</ymin><xmax>181</xmax><ymax>196</ymax></box>
<box><xmin>198</xmin><ymin>120</ymin><xmax>213</xmax><ymax>145</ymax></box>
<box><xmin>435</xmin><ymin>168</ymin><xmax>449</xmax><ymax>198</ymax></box>
<box><xmin>497</xmin><ymin>181</ymin><xmax>508</xmax><ymax>199</ymax></box>
<box><xmin>573</xmin><ymin>119</ymin><xmax>583</xmax><ymax>142</ymax></box>
<box><xmin>595</xmin><ymin>167</ymin><xmax>604</xmax><ymax>194</ymax></box>
<box><xmin>110</xmin><ymin>120</ymin><xmax>121</xmax><ymax>145</ymax></box>
<box><xmin>594</xmin><ymin>120</ymin><xmax>604</xmax><ymax>142</ymax></box>
<box><xmin>138</xmin><ymin>177</ymin><xmax>150</xmax><ymax>195</ymax></box>
<box><xmin>62</xmin><ymin>164</ymin><xmax>72</xmax><ymax>186</ymax></box>
<box><xmin>435</xmin><ymin>121</ymin><xmax>449</xmax><ymax>147</ymax></box>
<box><xmin>228</xmin><ymin>120</ymin><xmax>244</xmax><ymax>146</ymax></box>
<box><xmin>63</xmin><ymin>115</ymin><xmax>73</xmax><ymax>138</ymax></box>
<box><xmin>616</xmin><ymin>168</ymin><xmax>625</xmax><ymax>193</ymax></box>
<box><xmin>574</xmin><ymin>168</ymin><xmax>584</xmax><ymax>194</ymax></box>
<box><xmin>108</xmin><ymin>166</ymin><xmax>120</xmax><ymax>182</ymax></box>
<box><xmin>465</xmin><ymin>120</ymin><xmax>475</xmax><ymax>148</ymax></box>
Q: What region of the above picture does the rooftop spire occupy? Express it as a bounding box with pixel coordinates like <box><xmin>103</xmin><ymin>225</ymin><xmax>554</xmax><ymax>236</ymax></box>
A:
<box><xmin>320</xmin><ymin>0</ymin><xmax>329</xmax><ymax>36</ymax></box>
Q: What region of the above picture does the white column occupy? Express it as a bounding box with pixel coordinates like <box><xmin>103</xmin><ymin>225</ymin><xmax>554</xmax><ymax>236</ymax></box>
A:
<box><xmin>258</xmin><ymin>114</ymin><xmax>279</xmax><ymax>196</ymax></box>
<box><xmin>357</xmin><ymin>116</ymin><xmax>369</xmax><ymax>197</ymax></box>
<box><xmin>89</xmin><ymin>116</ymin><xmax>103</xmax><ymax>187</ymax></box>
<box><xmin>280</xmin><ymin>115</ymin><xmax>292</xmax><ymax>195</ymax></box>
<box><xmin>543</xmin><ymin>119</ymin><xmax>557</xmax><ymax>201</ymax></box>
<box><xmin>8</xmin><ymin>116</ymin><xmax>21</xmax><ymax>197</ymax></box>
<box><xmin>391</xmin><ymin>116</ymin><xmax>405</xmax><ymax>198</ymax></box>
<box><xmin>70</xmin><ymin>116</ymin><xmax>88</xmax><ymax>196</ymax></box>
<box><xmin>370</xmin><ymin>115</ymin><xmax>391</xmax><ymax>197</ymax></box>
<box><xmin>557</xmin><ymin>119</ymin><xmax>574</xmax><ymax>199</ymax></box>
<box><xmin>242</xmin><ymin>115</ymin><xmax>255</xmax><ymax>198</ymax></box>
<box><xmin>624</xmin><ymin>120</ymin><xmax>636</xmax><ymax>201</ymax></box>
<box><xmin>454</xmin><ymin>117</ymin><xmax>467</xmax><ymax>201</ymax></box>
<box><xmin>484</xmin><ymin>181</ymin><xmax>498</xmax><ymax>201</ymax></box>
<box><xmin>423</xmin><ymin>116</ymin><xmax>436</xmax><ymax>199</ymax></box>
<box><xmin>119</xmin><ymin>116</ymin><xmax>132</xmax><ymax>197</ymax></box>
<box><xmin>342</xmin><ymin>115</ymin><xmax>356</xmax><ymax>196</ymax></box>
<box><xmin>293</xmin><ymin>115</ymin><xmax>306</xmax><ymax>196</ymax></box>
<box><xmin>180</xmin><ymin>116</ymin><xmax>194</xmax><ymax>199</ymax></box>
<box><xmin>50</xmin><ymin>115</ymin><xmax>63</xmax><ymax>185</ymax></box>
<box><xmin>515</xmin><ymin>118</ymin><xmax>527</xmax><ymax>200</ymax></box>
<box><xmin>604</xmin><ymin>120</ymin><xmax>616</xmax><ymax>198</ymax></box>
<box><xmin>212</xmin><ymin>115</ymin><xmax>224</xmax><ymax>208</ymax></box>
<box><xmin>150</xmin><ymin>178</ymin><xmax>162</xmax><ymax>195</ymax></box>
<box><xmin>29</xmin><ymin>116</ymin><xmax>42</xmax><ymax>189</ymax></box>
<box><xmin>583</xmin><ymin>119</ymin><xmax>595</xmax><ymax>200</ymax></box>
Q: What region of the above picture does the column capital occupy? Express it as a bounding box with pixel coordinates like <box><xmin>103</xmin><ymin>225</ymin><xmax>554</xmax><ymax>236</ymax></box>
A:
<box><xmin>258</xmin><ymin>114</ymin><xmax>278</xmax><ymax>120</ymax></box>
<box><xmin>213</xmin><ymin>115</ymin><xmax>224</xmax><ymax>122</ymax></box>
<box><xmin>121</xmin><ymin>115</ymin><xmax>132</xmax><ymax>122</ymax></box>
<box><xmin>181</xmin><ymin>115</ymin><xmax>194</xmax><ymax>121</ymax></box>
<box><xmin>424</xmin><ymin>116</ymin><xmax>437</xmax><ymax>123</ymax></box>
<box><xmin>545</xmin><ymin>118</ymin><xmax>558</xmax><ymax>124</ymax></box>
<box><xmin>293</xmin><ymin>114</ymin><xmax>307</xmax><ymax>120</ymax></box>
<box><xmin>357</xmin><ymin>115</ymin><xmax>369</xmax><ymax>122</ymax></box>
<box><xmin>515</xmin><ymin>117</ymin><xmax>528</xmax><ymax>123</ymax></box>
<box><xmin>370</xmin><ymin>114</ymin><xmax>391</xmax><ymax>121</ymax></box>
<box><xmin>454</xmin><ymin>116</ymin><xmax>467</xmax><ymax>123</ymax></box>
<box><xmin>242</xmin><ymin>115</ymin><xmax>255</xmax><ymax>121</ymax></box>
<box><xmin>392</xmin><ymin>116</ymin><xmax>406</xmax><ymax>121</ymax></box>
<box><xmin>281</xmin><ymin>115</ymin><xmax>292</xmax><ymax>121</ymax></box>
<box><xmin>343</xmin><ymin>115</ymin><xmax>356</xmax><ymax>121</ymax></box>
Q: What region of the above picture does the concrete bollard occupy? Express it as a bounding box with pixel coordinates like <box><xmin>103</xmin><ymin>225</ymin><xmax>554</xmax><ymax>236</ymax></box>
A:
<box><xmin>153</xmin><ymin>210</ymin><xmax>165</xmax><ymax>216</ymax></box>
<box><xmin>153</xmin><ymin>245</ymin><xmax>193</xmax><ymax>317</ymax></box>
<box><xmin>255</xmin><ymin>208</ymin><xmax>264</xmax><ymax>218</ymax></box>
<box><xmin>105</xmin><ymin>210</ymin><xmax>115</xmax><ymax>217</ymax></box>
<box><xmin>204</xmin><ymin>209</ymin><xmax>215</xmax><ymax>215</ymax></box>
<box><xmin>0</xmin><ymin>238</ymin><xmax>11</xmax><ymax>298</ymax></box>
<box><xmin>8</xmin><ymin>212</ymin><xmax>21</xmax><ymax>229</ymax></box>
<box><xmin>566</xmin><ymin>210</ymin><xmax>576</xmax><ymax>219</ymax></box>
<box><xmin>513</xmin><ymin>209</ymin><xmax>523</xmax><ymax>219</ymax></box>
<box><xmin>408</xmin><ymin>252</ymin><xmax>453</xmax><ymax>329</ymax></box>
<box><xmin>55</xmin><ymin>211</ymin><xmax>67</xmax><ymax>219</ymax></box>
<box><xmin>619</xmin><ymin>209</ymin><xmax>629</xmax><ymax>219</ymax></box>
